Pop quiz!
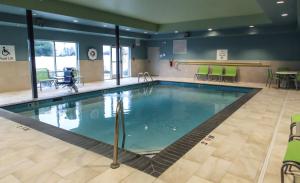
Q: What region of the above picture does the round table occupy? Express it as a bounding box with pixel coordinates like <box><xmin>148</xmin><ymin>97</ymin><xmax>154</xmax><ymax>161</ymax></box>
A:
<box><xmin>275</xmin><ymin>71</ymin><xmax>298</xmax><ymax>88</ymax></box>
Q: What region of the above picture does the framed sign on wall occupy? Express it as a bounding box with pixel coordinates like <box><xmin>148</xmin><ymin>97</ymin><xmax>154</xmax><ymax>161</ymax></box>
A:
<box><xmin>216</xmin><ymin>49</ymin><xmax>228</xmax><ymax>61</ymax></box>
<box><xmin>173</xmin><ymin>40</ymin><xmax>187</xmax><ymax>54</ymax></box>
<box><xmin>0</xmin><ymin>45</ymin><xmax>16</xmax><ymax>61</ymax></box>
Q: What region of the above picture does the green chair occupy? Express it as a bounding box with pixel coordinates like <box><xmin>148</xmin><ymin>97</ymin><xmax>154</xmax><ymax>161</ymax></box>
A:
<box><xmin>266</xmin><ymin>68</ymin><xmax>279</xmax><ymax>88</ymax></box>
<box><xmin>36</xmin><ymin>68</ymin><xmax>56</xmax><ymax>91</ymax></box>
<box><xmin>194</xmin><ymin>65</ymin><xmax>209</xmax><ymax>80</ymax></box>
<box><xmin>281</xmin><ymin>140</ymin><xmax>300</xmax><ymax>183</ymax></box>
<box><xmin>223</xmin><ymin>66</ymin><xmax>237</xmax><ymax>82</ymax></box>
<box><xmin>209</xmin><ymin>65</ymin><xmax>223</xmax><ymax>81</ymax></box>
<box><xmin>293</xmin><ymin>73</ymin><xmax>300</xmax><ymax>90</ymax></box>
<box><xmin>278</xmin><ymin>67</ymin><xmax>290</xmax><ymax>72</ymax></box>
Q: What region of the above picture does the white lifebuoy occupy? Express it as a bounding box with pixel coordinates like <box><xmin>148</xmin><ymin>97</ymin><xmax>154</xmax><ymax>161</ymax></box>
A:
<box><xmin>88</xmin><ymin>48</ymin><xmax>97</xmax><ymax>60</ymax></box>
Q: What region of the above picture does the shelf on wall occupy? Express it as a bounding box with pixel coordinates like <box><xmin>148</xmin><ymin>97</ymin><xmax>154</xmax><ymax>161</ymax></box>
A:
<box><xmin>175</xmin><ymin>61</ymin><xmax>270</xmax><ymax>67</ymax></box>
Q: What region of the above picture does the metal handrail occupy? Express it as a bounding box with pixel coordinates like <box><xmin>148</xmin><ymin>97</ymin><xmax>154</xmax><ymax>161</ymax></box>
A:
<box><xmin>110</xmin><ymin>100</ymin><xmax>126</xmax><ymax>169</ymax></box>
<box><xmin>138</xmin><ymin>72</ymin><xmax>153</xmax><ymax>83</ymax></box>
<box><xmin>143</xmin><ymin>72</ymin><xmax>153</xmax><ymax>82</ymax></box>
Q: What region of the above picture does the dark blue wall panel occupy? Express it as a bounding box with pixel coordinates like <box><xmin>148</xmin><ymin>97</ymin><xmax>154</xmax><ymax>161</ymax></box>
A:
<box><xmin>147</xmin><ymin>32</ymin><xmax>300</xmax><ymax>61</ymax></box>
<box><xmin>0</xmin><ymin>26</ymin><xmax>147</xmax><ymax>61</ymax></box>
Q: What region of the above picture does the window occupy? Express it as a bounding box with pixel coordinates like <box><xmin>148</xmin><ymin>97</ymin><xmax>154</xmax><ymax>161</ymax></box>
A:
<box><xmin>35</xmin><ymin>40</ymin><xmax>55</xmax><ymax>72</ymax></box>
<box><xmin>35</xmin><ymin>40</ymin><xmax>78</xmax><ymax>73</ymax></box>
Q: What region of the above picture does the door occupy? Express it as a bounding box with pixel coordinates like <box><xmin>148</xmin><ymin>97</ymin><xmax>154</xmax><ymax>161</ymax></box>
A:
<box><xmin>103</xmin><ymin>45</ymin><xmax>131</xmax><ymax>80</ymax></box>
<box><xmin>121</xmin><ymin>46</ymin><xmax>130</xmax><ymax>78</ymax></box>
<box><xmin>147</xmin><ymin>47</ymin><xmax>160</xmax><ymax>75</ymax></box>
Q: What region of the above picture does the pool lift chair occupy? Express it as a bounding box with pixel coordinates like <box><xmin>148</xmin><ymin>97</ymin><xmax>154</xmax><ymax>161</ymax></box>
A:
<box><xmin>56</xmin><ymin>67</ymin><xmax>78</xmax><ymax>93</ymax></box>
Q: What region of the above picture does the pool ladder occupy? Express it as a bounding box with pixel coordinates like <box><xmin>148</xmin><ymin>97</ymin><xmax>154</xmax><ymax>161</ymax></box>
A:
<box><xmin>110</xmin><ymin>100</ymin><xmax>126</xmax><ymax>169</ymax></box>
<box><xmin>138</xmin><ymin>72</ymin><xmax>153</xmax><ymax>82</ymax></box>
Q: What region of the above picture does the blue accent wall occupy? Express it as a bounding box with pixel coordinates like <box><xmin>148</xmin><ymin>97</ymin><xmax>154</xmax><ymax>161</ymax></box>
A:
<box><xmin>147</xmin><ymin>32</ymin><xmax>300</xmax><ymax>61</ymax></box>
<box><xmin>0</xmin><ymin>25</ymin><xmax>147</xmax><ymax>61</ymax></box>
<box><xmin>0</xmin><ymin>26</ymin><xmax>28</xmax><ymax>61</ymax></box>
<box><xmin>1</xmin><ymin>25</ymin><xmax>300</xmax><ymax>62</ymax></box>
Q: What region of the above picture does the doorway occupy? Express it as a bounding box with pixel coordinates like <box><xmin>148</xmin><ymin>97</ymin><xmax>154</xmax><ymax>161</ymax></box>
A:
<box><xmin>103</xmin><ymin>45</ymin><xmax>131</xmax><ymax>80</ymax></box>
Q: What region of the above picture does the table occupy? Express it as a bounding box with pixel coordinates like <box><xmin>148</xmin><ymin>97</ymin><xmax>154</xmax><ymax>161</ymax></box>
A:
<box><xmin>275</xmin><ymin>71</ymin><xmax>298</xmax><ymax>88</ymax></box>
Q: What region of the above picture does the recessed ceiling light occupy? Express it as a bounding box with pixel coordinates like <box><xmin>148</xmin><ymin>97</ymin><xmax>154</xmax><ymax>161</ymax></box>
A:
<box><xmin>249</xmin><ymin>25</ymin><xmax>255</xmax><ymax>28</ymax></box>
<box><xmin>174</xmin><ymin>30</ymin><xmax>179</xmax><ymax>33</ymax></box>
<box><xmin>281</xmin><ymin>13</ymin><xmax>288</xmax><ymax>17</ymax></box>
<box><xmin>277</xmin><ymin>1</ymin><xmax>285</xmax><ymax>4</ymax></box>
<box><xmin>208</xmin><ymin>28</ymin><xmax>213</xmax><ymax>31</ymax></box>
<box><xmin>73</xmin><ymin>20</ymin><xmax>78</xmax><ymax>23</ymax></box>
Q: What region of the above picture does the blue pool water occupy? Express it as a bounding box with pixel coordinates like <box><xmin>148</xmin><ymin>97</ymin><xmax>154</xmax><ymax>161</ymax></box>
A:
<box><xmin>9</xmin><ymin>82</ymin><xmax>252</xmax><ymax>153</ymax></box>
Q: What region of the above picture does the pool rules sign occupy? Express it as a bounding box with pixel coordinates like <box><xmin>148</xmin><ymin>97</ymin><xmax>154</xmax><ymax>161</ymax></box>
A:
<box><xmin>216</xmin><ymin>49</ymin><xmax>228</xmax><ymax>61</ymax></box>
<box><xmin>0</xmin><ymin>45</ymin><xmax>16</xmax><ymax>61</ymax></box>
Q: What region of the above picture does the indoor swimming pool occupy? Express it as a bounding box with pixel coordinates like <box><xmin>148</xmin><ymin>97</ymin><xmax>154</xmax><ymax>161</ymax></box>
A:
<box><xmin>3</xmin><ymin>81</ymin><xmax>254</xmax><ymax>154</ymax></box>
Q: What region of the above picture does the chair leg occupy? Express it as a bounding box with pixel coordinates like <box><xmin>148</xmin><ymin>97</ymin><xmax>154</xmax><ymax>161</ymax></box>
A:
<box><xmin>269</xmin><ymin>78</ymin><xmax>273</xmax><ymax>88</ymax></box>
<box><xmin>281</xmin><ymin>165</ymin><xmax>286</xmax><ymax>183</ymax></box>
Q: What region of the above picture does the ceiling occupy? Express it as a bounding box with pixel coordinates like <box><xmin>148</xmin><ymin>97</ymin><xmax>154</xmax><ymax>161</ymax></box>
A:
<box><xmin>60</xmin><ymin>0</ymin><xmax>264</xmax><ymax>24</ymax></box>
<box><xmin>0</xmin><ymin>0</ymin><xmax>298</xmax><ymax>34</ymax></box>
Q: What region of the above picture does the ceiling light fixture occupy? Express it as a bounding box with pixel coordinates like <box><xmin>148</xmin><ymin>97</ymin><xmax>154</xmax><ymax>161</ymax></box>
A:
<box><xmin>174</xmin><ymin>30</ymin><xmax>179</xmax><ymax>33</ymax></box>
<box><xmin>208</xmin><ymin>28</ymin><xmax>213</xmax><ymax>31</ymax></box>
<box><xmin>249</xmin><ymin>25</ymin><xmax>255</xmax><ymax>28</ymax></box>
<box><xmin>32</xmin><ymin>13</ymin><xmax>37</xmax><ymax>16</ymax></box>
<box><xmin>73</xmin><ymin>20</ymin><xmax>78</xmax><ymax>23</ymax></box>
<box><xmin>276</xmin><ymin>1</ymin><xmax>285</xmax><ymax>4</ymax></box>
<box><xmin>281</xmin><ymin>13</ymin><xmax>288</xmax><ymax>17</ymax></box>
<box><xmin>103</xmin><ymin>24</ymin><xmax>107</xmax><ymax>27</ymax></box>
<box><xmin>144</xmin><ymin>32</ymin><xmax>148</xmax><ymax>34</ymax></box>
<box><xmin>126</xmin><ymin>28</ymin><xmax>130</xmax><ymax>31</ymax></box>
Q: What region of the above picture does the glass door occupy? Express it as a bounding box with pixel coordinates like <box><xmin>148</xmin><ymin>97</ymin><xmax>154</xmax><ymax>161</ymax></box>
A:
<box><xmin>121</xmin><ymin>46</ymin><xmax>130</xmax><ymax>78</ymax></box>
<box><xmin>103</xmin><ymin>46</ymin><xmax>131</xmax><ymax>80</ymax></box>
<box><xmin>103</xmin><ymin>45</ymin><xmax>112</xmax><ymax>80</ymax></box>
<box><xmin>111</xmin><ymin>47</ymin><xmax>117</xmax><ymax>79</ymax></box>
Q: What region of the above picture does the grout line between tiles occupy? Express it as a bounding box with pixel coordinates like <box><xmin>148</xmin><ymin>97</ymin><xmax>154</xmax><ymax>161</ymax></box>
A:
<box><xmin>257</xmin><ymin>90</ymin><xmax>289</xmax><ymax>183</ymax></box>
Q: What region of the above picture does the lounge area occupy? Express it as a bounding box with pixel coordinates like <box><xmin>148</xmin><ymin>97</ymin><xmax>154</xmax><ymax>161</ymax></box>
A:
<box><xmin>0</xmin><ymin>1</ymin><xmax>300</xmax><ymax>183</ymax></box>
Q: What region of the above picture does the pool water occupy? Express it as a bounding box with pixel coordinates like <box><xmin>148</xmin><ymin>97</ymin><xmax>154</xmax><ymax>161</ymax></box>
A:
<box><xmin>13</xmin><ymin>82</ymin><xmax>250</xmax><ymax>153</ymax></box>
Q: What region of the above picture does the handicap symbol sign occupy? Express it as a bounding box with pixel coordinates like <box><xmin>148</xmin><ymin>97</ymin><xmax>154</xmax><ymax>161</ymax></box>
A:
<box><xmin>0</xmin><ymin>45</ymin><xmax>16</xmax><ymax>61</ymax></box>
<box><xmin>1</xmin><ymin>46</ymin><xmax>11</xmax><ymax>56</ymax></box>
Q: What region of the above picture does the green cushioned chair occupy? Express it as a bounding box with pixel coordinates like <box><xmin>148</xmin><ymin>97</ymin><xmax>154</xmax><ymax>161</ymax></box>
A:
<box><xmin>278</xmin><ymin>67</ymin><xmax>290</xmax><ymax>72</ymax></box>
<box><xmin>208</xmin><ymin>65</ymin><xmax>223</xmax><ymax>81</ymax></box>
<box><xmin>36</xmin><ymin>68</ymin><xmax>56</xmax><ymax>91</ymax></box>
<box><xmin>195</xmin><ymin>65</ymin><xmax>209</xmax><ymax>80</ymax></box>
<box><xmin>281</xmin><ymin>140</ymin><xmax>300</xmax><ymax>183</ymax></box>
<box><xmin>266</xmin><ymin>68</ymin><xmax>280</xmax><ymax>88</ymax></box>
<box><xmin>293</xmin><ymin>73</ymin><xmax>300</xmax><ymax>90</ymax></box>
<box><xmin>223</xmin><ymin>66</ymin><xmax>237</xmax><ymax>82</ymax></box>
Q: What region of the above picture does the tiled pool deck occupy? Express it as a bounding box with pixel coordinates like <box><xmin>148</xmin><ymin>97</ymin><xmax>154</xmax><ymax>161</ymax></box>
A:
<box><xmin>0</xmin><ymin>77</ymin><xmax>299</xmax><ymax>183</ymax></box>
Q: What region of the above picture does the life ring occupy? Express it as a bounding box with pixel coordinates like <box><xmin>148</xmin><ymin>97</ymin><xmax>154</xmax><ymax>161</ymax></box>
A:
<box><xmin>88</xmin><ymin>48</ymin><xmax>97</xmax><ymax>60</ymax></box>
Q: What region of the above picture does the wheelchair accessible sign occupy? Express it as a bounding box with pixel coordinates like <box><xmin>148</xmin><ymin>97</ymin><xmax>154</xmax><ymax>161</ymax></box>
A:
<box><xmin>0</xmin><ymin>45</ymin><xmax>16</xmax><ymax>61</ymax></box>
